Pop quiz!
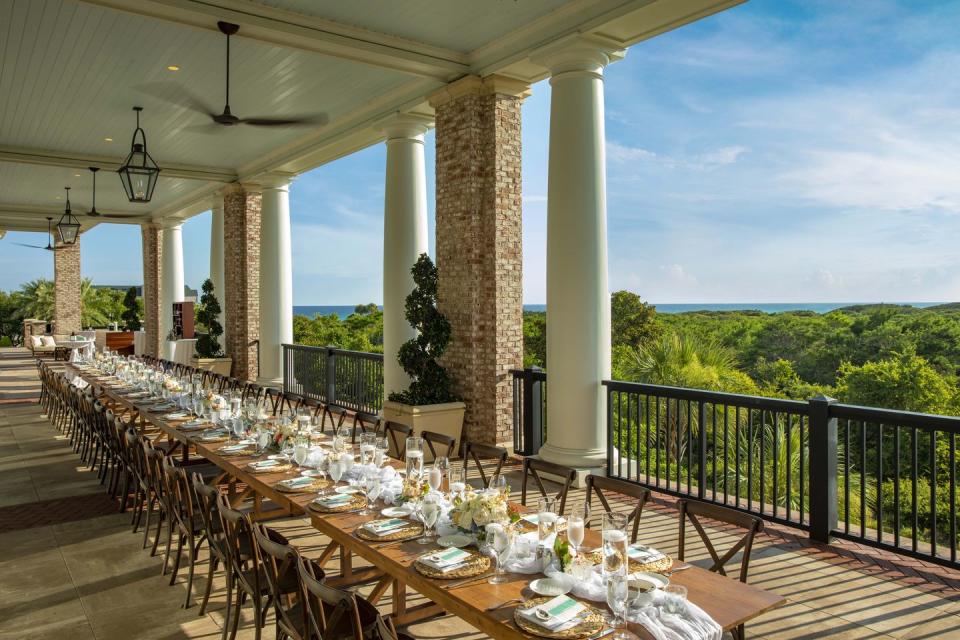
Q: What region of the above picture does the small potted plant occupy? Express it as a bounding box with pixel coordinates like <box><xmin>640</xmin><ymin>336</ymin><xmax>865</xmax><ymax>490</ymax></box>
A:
<box><xmin>191</xmin><ymin>278</ymin><xmax>232</xmax><ymax>375</ymax></box>
<box><xmin>382</xmin><ymin>254</ymin><xmax>466</xmax><ymax>452</ymax></box>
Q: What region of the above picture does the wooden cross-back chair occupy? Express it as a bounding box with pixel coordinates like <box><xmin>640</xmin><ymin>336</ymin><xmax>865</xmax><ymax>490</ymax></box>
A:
<box><xmin>264</xmin><ymin>387</ymin><xmax>284</xmax><ymax>416</ymax></box>
<box><xmin>191</xmin><ymin>473</ymin><xmax>229</xmax><ymax>617</ymax></box>
<box><xmin>520</xmin><ymin>458</ymin><xmax>577</xmax><ymax>513</ymax></box>
<box><xmin>253</xmin><ymin>523</ymin><xmax>306</xmax><ymax>640</ymax></box>
<box><xmin>677</xmin><ymin>499</ymin><xmax>764</xmax><ymax>640</ymax></box>
<box><xmin>217</xmin><ymin>494</ymin><xmax>273</xmax><ymax>640</ymax></box>
<box><xmin>277</xmin><ymin>391</ymin><xmax>304</xmax><ymax>417</ymax></box>
<box><xmin>584</xmin><ymin>475</ymin><xmax>650</xmax><ymax>542</ymax></box>
<box><xmin>323</xmin><ymin>404</ymin><xmax>348</xmax><ymax>432</ymax></box>
<box><xmin>162</xmin><ymin>457</ymin><xmax>204</xmax><ymax>608</ymax></box>
<box><xmin>421</xmin><ymin>430</ymin><xmax>456</xmax><ymax>464</ymax></box>
<box><xmin>461</xmin><ymin>441</ymin><xmax>508</xmax><ymax>489</ymax></box>
<box><xmin>350</xmin><ymin>410</ymin><xmax>381</xmax><ymax>443</ymax></box>
<box><xmin>382</xmin><ymin>422</ymin><xmax>412</xmax><ymax>460</ymax></box>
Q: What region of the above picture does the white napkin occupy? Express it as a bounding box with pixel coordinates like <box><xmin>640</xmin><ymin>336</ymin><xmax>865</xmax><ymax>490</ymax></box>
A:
<box><xmin>166</xmin><ymin>412</ymin><xmax>189</xmax><ymax>420</ymax></box>
<box><xmin>304</xmin><ymin>447</ymin><xmax>327</xmax><ymax>468</ymax></box>
<box><xmin>279</xmin><ymin>476</ymin><xmax>315</xmax><ymax>489</ymax></box>
<box><xmin>517</xmin><ymin>594</ymin><xmax>586</xmax><ymax>632</ymax></box>
<box><xmin>419</xmin><ymin>548</ymin><xmax>472</xmax><ymax>571</ymax></box>
<box><xmin>628</xmin><ymin>591</ymin><xmax>722</xmax><ymax>640</ymax></box>
<box><xmin>71</xmin><ymin>378</ymin><xmax>89</xmax><ymax>390</ymax></box>
<box><xmin>315</xmin><ymin>493</ymin><xmax>353</xmax><ymax>507</ymax></box>
<box><xmin>628</xmin><ymin>543</ymin><xmax>667</xmax><ymax>564</ymax></box>
<box><xmin>250</xmin><ymin>459</ymin><xmax>281</xmax><ymax>470</ymax></box>
<box><xmin>363</xmin><ymin>518</ymin><xmax>410</xmax><ymax>535</ymax></box>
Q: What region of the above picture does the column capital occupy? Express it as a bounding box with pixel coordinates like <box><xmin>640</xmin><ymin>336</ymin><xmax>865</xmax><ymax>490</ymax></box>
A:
<box><xmin>220</xmin><ymin>182</ymin><xmax>263</xmax><ymax>197</ymax></box>
<box><xmin>530</xmin><ymin>34</ymin><xmax>626</xmax><ymax>78</ymax></box>
<box><xmin>375</xmin><ymin>112</ymin><xmax>434</xmax><ymax>140</ymax></box>
<box><xmin>257</xmin><ymin>172</ymin><xmax>295</xmax><ymax>191</ymax></box>
<box><xmin>427</xmin><ymin>74</ymin><xmax>531</xmax><ymax>108</ymax></box>
<box><xmin>158</xmin><ymin>218</ymin><xmax>184</xmax><ymax>231</ymax></box>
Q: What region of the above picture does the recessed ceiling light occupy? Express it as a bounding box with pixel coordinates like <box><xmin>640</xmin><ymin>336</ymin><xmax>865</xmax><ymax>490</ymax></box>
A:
<box><xmin>74</xmin><ymin>173</ymin><xmax>81</xmax><ymax>177</ymax></box>
<box><xmin>104</xmin><ymin>137</ymin><xmax>113</xmax><ymax>142</ymax></box>
<box><xmin>167</xmin><ymin>65</ymin><xmax>180</xmax><ymax>71</ymax></box>
<box><xmin>56</xmin><ymin>196</ymin><xmax>62</xmax><ymax>200</ymax></box>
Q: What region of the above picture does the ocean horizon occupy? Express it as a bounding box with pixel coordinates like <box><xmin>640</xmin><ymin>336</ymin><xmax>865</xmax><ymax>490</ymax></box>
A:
<box><xmin>293</xmin><ymin>301</ymin><xmax>946</xmax><ymax>320</ymax></box>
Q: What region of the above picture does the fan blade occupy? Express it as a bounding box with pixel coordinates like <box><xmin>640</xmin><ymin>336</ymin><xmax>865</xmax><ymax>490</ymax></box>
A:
<box><xmin>100</xmin><ymin>214</ymin><xmax>148</xmax><ymax>220</ymax></box>
<box><xmin>240</xmin><ymin>113</ymin><xmax>328</xmax><ymax>127</ymax></box>
<box><xmin>134</xmin><ymin>81</ymin><xmax>217</xmax><ymax>118</ymax></box>
<box><xmin>182</xmin><ymin>123</ymin><xmax>224</xmax><ymax>135</ymax></box>
<box><xmin>13</xmin><ymin>242</ymin><xmax>46</xmax><ymax>249</ymax></box>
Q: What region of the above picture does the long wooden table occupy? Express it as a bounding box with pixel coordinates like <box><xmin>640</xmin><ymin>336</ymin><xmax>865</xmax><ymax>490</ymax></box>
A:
<box><xmin>73</xmin><ymin>365</ymin><xmax>785</xmax><ymax>639</ymax></box>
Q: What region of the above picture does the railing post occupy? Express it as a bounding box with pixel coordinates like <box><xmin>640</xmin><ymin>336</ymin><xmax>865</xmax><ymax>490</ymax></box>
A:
<box><xmin>697</xmin><ymin>400</ymin><xmax>708</xmax><ymax>499</ymax></box>
<box><xmin>325</xmin><ymin>347</ymin><xmax>337</xmax><ymax>405</ymax></box>
<box><xmin>282</xmin><ymin>344</ymin><xmax>288</xmax><ymax>394</ymax></box>
<box><xmin>808</xmin><ymin>394</ymin><xmax>838</xmax><ymax>543</ymax></box>
<box><xmin>521</xmin><ymin>366</ymin><xmax>543</xmax><ymax>456</ymax></box>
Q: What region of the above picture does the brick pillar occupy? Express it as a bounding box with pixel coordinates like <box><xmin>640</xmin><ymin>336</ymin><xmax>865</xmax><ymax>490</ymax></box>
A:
<box><xmin>430</xmin><ymin>76</ymin><xmax>528</xmax><ymax>446</ymax></box>
<box><xmin>53</xmin><ymin>238</ymin><xmax>81</xmax><ymax>335</ymax></box>
<box><xmin>222</xmin><ymin>184</ymin><xmax>262</xmax><ymax>381</ymax></box>
<box><xmin>141</xmin><ymin>224</ymin><xmax>162</xmax><ymax>358</ymax></box>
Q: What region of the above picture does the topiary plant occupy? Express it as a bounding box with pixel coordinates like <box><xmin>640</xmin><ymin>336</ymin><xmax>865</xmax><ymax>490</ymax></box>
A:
<box><xmin>388</xmin><ymin>253</ymin><xmax>458</xmax><ymax>405</ymax></box>
<box><xmin>195</xmin><ymin>278</ymin><xmax>224</xmax><ymax>358</ymax></box>
<box><xmin>121</xmin><ymin>286</ymin><xmax>141</xmax><ymax>331</ymax></box>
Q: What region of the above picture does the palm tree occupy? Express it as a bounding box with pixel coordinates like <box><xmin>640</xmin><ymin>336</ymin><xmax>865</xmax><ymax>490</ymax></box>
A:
<box><xmin>13</xmin><ymin>279</ymin><xmax>54</xmax><ymax>320</ymax></box>
<box><xmin>11</xmin><ymin>278</ymin><xmax>122</xmax><ymax>329</ymax></box>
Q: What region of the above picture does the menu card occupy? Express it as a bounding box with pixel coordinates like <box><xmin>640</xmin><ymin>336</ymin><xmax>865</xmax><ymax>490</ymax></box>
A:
<box><xmin>419</xmin><ymin>548</ymin><xmax>471</xmax><ymax>572</ymax></box>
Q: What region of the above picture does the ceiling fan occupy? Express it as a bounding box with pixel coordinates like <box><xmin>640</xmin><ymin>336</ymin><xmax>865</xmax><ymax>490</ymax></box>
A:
<box><xmin>85</xmin><ymin>167</ymin><xmax>144</xmax><ymax>219</ymax></box>
<box><xmin>13</xmin><ymin>217</ymin><xmax>68</xmax><ymax>252</ymax></box>
<box><xmin>138</xmin><ymin>21</ymin><xmax>327</xmax><ymax>131</ymax></box>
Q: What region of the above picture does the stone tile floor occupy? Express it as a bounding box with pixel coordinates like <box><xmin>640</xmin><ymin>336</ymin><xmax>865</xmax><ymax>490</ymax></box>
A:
<box><xmin>3</xmin><ymin>391</ymin><xmax>960</xmax><ymax>638</ymax></box>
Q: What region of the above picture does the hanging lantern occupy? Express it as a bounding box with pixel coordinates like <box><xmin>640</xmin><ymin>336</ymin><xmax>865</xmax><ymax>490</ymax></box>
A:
<box><xmin>56</xmin><ymin>187</ymin><xmax>81</xmax><ymax>245</ymax></box>
<box><xmin>117</xmin><ymin>106</ymin><xmax>160</xmax><ymax>203</ymax></box>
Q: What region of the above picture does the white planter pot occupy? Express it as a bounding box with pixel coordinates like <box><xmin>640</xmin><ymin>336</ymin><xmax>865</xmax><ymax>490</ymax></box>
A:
<box><xmin>191</xmin><ymin>356</ymin><xmax>233</xmax><ymax>376</ymax></box>
<box><xmin>381</xmin><ymin>400</ymin><xmax>467</xmax><ymax>459</ymax></box>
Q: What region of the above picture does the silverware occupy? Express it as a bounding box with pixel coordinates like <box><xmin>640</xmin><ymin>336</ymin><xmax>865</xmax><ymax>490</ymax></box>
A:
<box><xmin>587</xmin><ymin>628</ymin><xmax>615</xmax><ymax>640</ymax></box>
<box><xmin>485</xmin><ymin>597</ymin><xmax>523</xmax><ymax>611</ymax></box>
<box><xmin>663</xmin><ymin>564</ymin><xmax>693</xmax><ymax>576</ymax></box>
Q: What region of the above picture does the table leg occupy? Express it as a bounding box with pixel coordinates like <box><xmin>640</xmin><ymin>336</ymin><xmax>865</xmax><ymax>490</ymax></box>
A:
<box><xmin>368</xmin><ymin>574</ymin><xmax>394</xmax><ymax>605</ymax></box>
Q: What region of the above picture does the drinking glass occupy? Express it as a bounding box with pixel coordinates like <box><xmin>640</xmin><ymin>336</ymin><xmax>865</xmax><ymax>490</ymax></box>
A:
<box><xmin>606</xmin><ymin>574</ymin><xmax>631</xmax><ymax>639</ymax></box>
<box><xmin>359</xmin><ymin>433</ymin><xmax>377</xmax><ymax>467</ymax></box>
<box><xmin>293</xmin><ymin>435</ymin><xmax>310</xmax><ymax>468</ymax></box>
<box><xmin>257</xmin><ymin>427</ymin><xmax>273</xmax><ymax>454</ymax></box>
<box><xmin>328</xmin><ymin>456</ymin><xmax>345</xmax><ymax>486</ymax></box>
<box><xmin>418</xmin><ymin>494</ymin><xmax>441</xmax><ymax>543</ymax></box>
<box><xmin>375</xmin><ymin>436</ymin><xmax>389</xmax><ymax>467</ymax></box>
<box><xmin>537</xmin><ymin>496</ymin><xmax>559</xmax><ymax>543</ymax></box>
<box><xmin>484</xmin><ymin>523</ymin><xmax>512</xmax><ymax>584</ymax></box>
<box><xmin>231</xmin><ymin>416</ymin><xmax>245</xmax><ymax>441</ymax></box>
<box><xmin>296</xmin><ymin>407</ymin><xmax>311</xmax><ymax>433</ymax></box>
<box><xmin>663</xmin><ymin>585</ymin><xmax>688</xmax><ymax>615</ymax></box>
<box><xmin>358</xmin><ymin>468</ymin><xmax>380</xmax><ymax>515</ymax></box>
<box><xmin>602</xmin><ymin>512</ymin><xmax>629</xmax><ymax>582</ymax></box>
<box><xmin>427</xmin><ymin>463</ymin><xmax>443</xmax><ymax>493</ymax></box>
<box><xmin>405</xmin><ymin>437</ymin><xmax>424</xmax><ymax>479</ymax></box>
<box><xmin>489</xmin><ymin>473</ymin><xmax>508</xmax><ymax>497</ymax></box>
<box><xmin>448</xmin><ymin>465</ymin><xmax>466</xmax><ymax>501</ymax></box>
<box><xmin>568</xmin><ymin>514</ymin><xmax>586</xmax><ymax>556</ymax></box>
<box><xmin>434</xmin><ymin>456</ymin><xmax>450</xmax><ymax>491</ymax></box>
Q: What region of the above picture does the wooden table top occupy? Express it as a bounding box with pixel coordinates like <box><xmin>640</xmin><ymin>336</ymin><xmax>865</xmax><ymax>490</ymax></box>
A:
<box><xmin>73</xmin><ymin>365</ymin><xmax>786</xmax><ymax>640</ymax></box>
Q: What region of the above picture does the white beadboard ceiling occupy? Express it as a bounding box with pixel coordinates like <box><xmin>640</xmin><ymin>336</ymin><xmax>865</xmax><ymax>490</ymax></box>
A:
<box><xmin>0</xmin><ymin>0</ymin><xmax>742</xmax><ymax>234</ymax></box>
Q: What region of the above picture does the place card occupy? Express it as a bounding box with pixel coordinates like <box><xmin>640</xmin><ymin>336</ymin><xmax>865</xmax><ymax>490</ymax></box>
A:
<box><xmin>419</xmin><ymin>548</ymin><xmax>471</xmax><ymax>571</ymax></box>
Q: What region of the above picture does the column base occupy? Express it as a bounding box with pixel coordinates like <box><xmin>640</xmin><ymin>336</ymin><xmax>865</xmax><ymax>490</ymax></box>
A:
<box><xmin>256</xmin><ymin>376</ymin><xmax>283</xmax><ymax>390</ymax></box>
<box><xmin>537</xmin><ymin>442</ymin><xmax>607</xmax><ymax>488</ymax></box>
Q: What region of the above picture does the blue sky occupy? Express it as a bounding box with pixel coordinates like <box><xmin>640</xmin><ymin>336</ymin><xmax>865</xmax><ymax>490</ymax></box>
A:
<box><xmin>4</xmin><ymin>0</ymin><xmax>960</xmax><ymax>305</ymax></box>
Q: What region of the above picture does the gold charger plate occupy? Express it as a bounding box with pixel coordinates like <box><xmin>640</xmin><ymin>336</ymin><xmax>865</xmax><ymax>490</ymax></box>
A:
<box><xmin>308</xmin><ymin>494</ymin><xmax>367</xmax><ymax>513</ymax></box>
<box><xmin>246</xmin><ymin>462</ymin><xmax>293</xmax><ymax>474</ymax></box>
<box><xmin>414</xmin><ymin>551</ymin><xmax>490</xmax><ymax>579</ymax></box>
<box><xmin>513</xmin><ymin>597</ymin><xmax>605</xmax><ymax>640</ymax></box>
<box><xmin>275</xmin><ymin>478</ymin><xmax>332</xmax><ymax>493</ymax></box>
<box><xmin>199</xmin><ymin>435</ymin><xmax>230</xmax><ymax>443</ymax></box>
<box><xmin>355</xmin><ymin>521</ymin><xmax>423</xmax><ymax>542</ymax></box>
<box><xmin>589</xmin><ymin>549</ymin><xmax>673</xmax><ymax>574</ymax></box>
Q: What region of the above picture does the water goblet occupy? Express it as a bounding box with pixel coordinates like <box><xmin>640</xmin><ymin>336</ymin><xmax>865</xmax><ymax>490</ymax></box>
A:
<box><xmin>663</xmin><ymin>585</ymin><xmax>688</xmax><ymax>615</ymax></box>
<box><xmin>484</xmin><ymin>523</ymin><xmax>512</xmax><ymax>584</ymax></box>
<box><xmin>448</xmin><ymin>465</ymin><xmax>466</xmax><ymax>501</ymax></box>
<box><xmin>489</xmin><ymin>473</ymin><xmax>508</xmax><ymax>498</ymax></box>
<box><xmin>427</xmin><ymin>462</ymin><xmax>443</xmax><ymax>494</ymax></box>
<box><xmin>293</xmin><ymin>435</ymin><xmax>310</xmax><ymax>468</ymax></box>
<box><xmin>434</xmin><ymin>456</ymin><xmax>450</xmax><ymax>491</ymax></box>
<box><xmin>537</xmin><ymin>496</ymin><xmax>559</xmax><ymax>544</ymax></box>
<box><xmin>418</xmin><ymin>493</ymin><xmax>442</xmax><ymax>544</ymax></box>
<box><xmin>606</xmin><ymin>574</ymin><xmax>634</xmax><ymax>639</ymax></box>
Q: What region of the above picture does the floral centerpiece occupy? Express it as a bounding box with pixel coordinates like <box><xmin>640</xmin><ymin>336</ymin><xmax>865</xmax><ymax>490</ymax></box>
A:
<box><xmin>269</xmin><ymin>421</ymin><xmax>297</xmax><ymax>452</ymax></box>
<box><xmin>448</xmin><ymin>489</ymin><xmax>519</xmax><ymax>535</ymax></box>
<box><xmin>204</xmin><ymin>391</ymin><xmax>226</xmax><ymax>412</ymax></box>
<box><xmin>396</xmin><ymin>476</ymin><xmax>429</xmax><ymax>504</ymax></box>
<box><xmin>163</xmin><ymin>377</ymin><xmax>182</xmax><ymax>394</ymax></box>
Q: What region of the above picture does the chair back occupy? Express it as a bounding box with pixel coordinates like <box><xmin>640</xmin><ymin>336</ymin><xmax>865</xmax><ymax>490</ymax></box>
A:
<box><xmin>216</xmin><ymin>494</ymin><xmax>266</xmax><ymax>597</ymax></box>
<box><xmin>584</xmin><ymin>475</ymin><xmax>650</xmax><ymax>543</ymax></box>
<box><xmin>677</xmin><ymin>499</ymin><xmax>763</xmax><ymax>583</ymax></box>
<box><xmin>253</xmin><ymin>523</ymin><xmax>302</xmax><ymax>640</ymax></box>
<box><xmin>323</xmin><ymin>404</ymin><xmax>348</xmax><ymax>432</ymax></box>
<box><xmin>279</xmin><ymin>392</ymin><xmax>303</xmax><ymax>416</ymax></box>
<box><xmin>521</xmin><ymin>458</ymin><xmax>576</xmax><ymax>513</ymax></box>
<box><xmin>383</xmin><ymin>422</ymin><xmax>412</xmax><ymax>460</ymax></box>
<box><xmin>461</xmin><ymin>441</ymin><xmax>508</xmax><ymax>489</ymax></box>
<box><xmin>162</xmin><ymin>456</ymin><xmax>194</xmax><ymax>534</ymax></box>
<box><xmin>351</xmin><ymin>411</ymin><xmax>381</xmax><ymax>443</ymax></box>
<box><xmin>192</xmin><ymin>474</ymin><xmax>227</xmax><ymax>560</ymax></box>
<box><xmin>421</xmin><ymin>430</ymin><xmax>456</xmax><ymax>464</ymax></box>
<box><xmin>264</xmin><ymin>387</ymin><xmax>284</xmax><ymax>416</ymax></box>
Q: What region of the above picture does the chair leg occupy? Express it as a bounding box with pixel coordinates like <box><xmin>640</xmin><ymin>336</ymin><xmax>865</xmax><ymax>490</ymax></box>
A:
<box><xmin>160</xmin><ymin>514</ymin><xmax>173</xmax><ymax>570</ymax></box>
<box><xmin>142</xmin><ymin>495</ymin><xmax>155</xmax><ymax>548</ymax></box>
<box><xmin>151</xmin><ymin>510</ymin><xmax>165</xmax><ymax>558</ymax></box>
<box><xmin>228</xmin><ymin>585</ymin><xmax>244</xmax><ymax>640</ymax></box>
<box><xmin>169</xmin><ymin>532</ymin><xmax>184</xmax><ymax>585</ymax></box>
<box><xmin>199</xmin><ymin>555</ymin><xmax>219</xmax><ymax>616</ymax></box>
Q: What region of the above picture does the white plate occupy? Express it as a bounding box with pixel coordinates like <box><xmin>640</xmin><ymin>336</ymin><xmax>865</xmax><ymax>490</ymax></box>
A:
<box><xmin>529</xmin><ymin>578</ymin><xmax>572</xmax><ymax>597</ymax></box>
<box><xmin>381</xmin><ymin>506</ymin><xmax>413</xmax><ymax>517</ymax></box>
<box><xmin>335</xmin><ymin>485</ymin><xmax>363</xmax><ymax>494</ymax></box>
<box><xmin>268</xmin><ymin>454</ymin><xmax>288</xmax><ymax>461</ymax></box>
<box><xmin>631</xmin><ymin>571</ymin><xmax>669</xmax><ymax>588</ymax></box>
<box><xmin>437</xmin><ymin>534</ymin><xmax>472</xmax><ymax>549</ymax></box>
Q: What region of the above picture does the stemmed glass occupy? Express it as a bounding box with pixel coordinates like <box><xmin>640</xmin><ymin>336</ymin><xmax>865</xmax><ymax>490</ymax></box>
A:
<box><xmin>483</xmin><ymin>523</ymin><xmax>513</xmax><ymax>584</ymax></box>
<box><xmin>568</xmin><ymin>503</ymin><xmax>589</xmax><ymax>556</ymax></box>
<box><xmin>328</xmin><ymin>455</ymin><xmax>345</xmax><ymax>488</ymax></box>
<box><xmin>427</xmin><ymin>462</ymin><xmax>443</xmax><ymax>494</ymax></box>
<box><xmin>359</xmin><ymin>433</ymin><xmax>377</xmax><ymax>467</ymax></box>
<box><xmin>602</xmin><ymin>512</ymin><xmax>629</xmax><ymax>583</ymax></box>
<box><xmin>489</xmin><ymin>473</ymin><xmax>508</xmax><ymax>498</ymax></box>
<box><xmin>375</xmin><ymin>436</ymin><xmax>389</xmax><ymax>467</ymax></box>
<box><xmin>418</xmin><ymin>493</ymin><xmax>441</xmax><ymax>544</ymax></box>
<box><xmin>606</xmin><ymin>574</ymin><xmax>633</xmax><ymax>640</ymax></box>
<box><xmin>358</xmin><ymin>467</ymin><xmax>380</xmax><ymax>515</ymax></box>
<box><xmin>293</xmin><ymin>434</ymin><xmax>310</xmax><ymax>468</ymax></box>
<box><xmin>448</xmin><ymin>464</ymin><xmax>466</xmax><ymax>502</ymax></box>
<box><xmin>434</xmin><ymin>456</ymin><xmax>450</xmax><ymax>491</ymax></box>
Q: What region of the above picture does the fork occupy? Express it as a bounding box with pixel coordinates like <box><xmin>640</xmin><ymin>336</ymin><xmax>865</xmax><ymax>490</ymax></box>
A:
<box><xmin>485</xmin><ymin>597</ymin><xmax>524</xmax><ymax>611</ymax></box>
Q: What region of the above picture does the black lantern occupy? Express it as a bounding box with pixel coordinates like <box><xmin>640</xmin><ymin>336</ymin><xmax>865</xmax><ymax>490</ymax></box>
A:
<box><xmin>56</xmin><ymin>187</ymin><xmax>81</xmax><ymax>245</ymax></box>
<box><xmin>117</xmin><ymin>106</ymin><xmax>160</xmax><ymax>202</ymax></box>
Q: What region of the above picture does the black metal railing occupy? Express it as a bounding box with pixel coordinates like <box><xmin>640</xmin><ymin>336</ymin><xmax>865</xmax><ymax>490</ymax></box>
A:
<box><xmin>282</xmin><ymin>344</ymin><xmax>384</xmax><ymax>414</ymax></box>
<box><xmin>512</xmin><ymin>367</ymin><xmax>547</xmax><ymax>455</ymax></box>
<box><xmin>509</xmin><ymin>370</ymin><xmax>960</xmax><ymax>569</ymax></box>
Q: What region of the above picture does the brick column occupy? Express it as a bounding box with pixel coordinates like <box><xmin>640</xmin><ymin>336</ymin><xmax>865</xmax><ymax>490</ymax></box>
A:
<box><xmin>53</xmin><ymin>238</ymin><xmax>81</xmax><ymax>335</ymax></box>
<box><xmin>430</xmin><ymin>76</ymin><xmax>528</xmax><ymax>446</ymax></box>
<box><xmin>222</xmin><ymin>184</ymin><xmax>262</xmax><ymax>381</ymax></box>
<box><xmin>141</xmin><ymin>224</ymin><xmax>163</xmax><ymax>358</ymax></box>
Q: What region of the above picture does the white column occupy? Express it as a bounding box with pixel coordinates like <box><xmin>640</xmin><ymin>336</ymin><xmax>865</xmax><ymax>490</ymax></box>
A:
<box><xmin>535</xmin><ymin>37</ymin><xmax>624</xmax><ymax>470</ymax></box>
<box><xmin>258</xmin><ymin>175</ymin><xmax>294</xmax><ymax>387</ymax></box>
<box><xmin>209</xmin><ymin>200</ymin><xmax>225</xmax><ymax>326</ymax></box>
<box><xmin>160</xmin><ymin>222</ymin><xmax>185</xmax><ymax>360</ymax></box>
<box><xmin>378</xmin><ymin>114</ymin><xmax>432</xmax><ymax>398</ymax></box>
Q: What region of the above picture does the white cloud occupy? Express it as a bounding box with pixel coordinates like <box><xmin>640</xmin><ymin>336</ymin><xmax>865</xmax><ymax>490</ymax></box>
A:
<box><xmin>607</xmin><ymin>141</ymin><xmax>657</xmax><ymax>164</ymax></box>
<box><xmin>695</xmin><ymin>145</ymin><xmax>749</xmax><ymax>167</ymax></box>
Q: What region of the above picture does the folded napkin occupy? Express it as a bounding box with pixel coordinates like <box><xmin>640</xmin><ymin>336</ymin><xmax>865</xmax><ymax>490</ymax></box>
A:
<box><xmin>279</xmin><ymin>476</ymin><xmax>316</xmax><ymax>489</ymax></box>
<box><xmin>179</xmin><ymin>420</ymin><xmax>208</xmax><ymax>432</ymax></box>
<box><xmin>629</xmin><ymin>591</ymin><xmax>722</xmax><ymax>640</ymax></box>
<box><xmin>363</xmin><ymin>518</ymin><xmax>410</xmax><ymax>535</ymax></box>
<box><xmin>220</xmin><ymin>442</ymin><xmax>255</xmax><ymax>453</ymax></box>
<box><xmin>165</xmin><ymin>412</ymin><xmax>189</xmax><ymax>420</ymax></box>
<box><xmin>250</xmin><ymin>459</ymin><xmax>281</xmax><ymax>470</ymax></box>
<box><xmin>419</xmin><ymin>548</ymin><xmax>472</xmax><ymax>572</ymax></box>
<box><xmin>517</xmin><ymin>594</ymin><xmax>586</xmax><ymax>632</ymax></box>
<box><xmin>315</xmin><ymin>493</ymin><xmax>353</xmax><ymax>507</ymax></box>
<box><xmin>521</xmin><ymin>513</ymin><xmax>567</xmax><ymax>527</ymax></box>
<box><xmin>628</xmin><ymin>543</ymin><xmax>667</xmax><ymax>564</ymax></box>
<box><xmin>200</xmin><ymin>429</ymin><xmax>228</xmax><ymax>438</ymax></box>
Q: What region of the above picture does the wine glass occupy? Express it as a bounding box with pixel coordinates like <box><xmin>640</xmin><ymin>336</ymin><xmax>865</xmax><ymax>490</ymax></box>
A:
<box><xmin>257</xmin><ymin>427</ymin><xmax>273</xmax><ymax>455</ymax></box>
<box><xmin>537</xmin><ymin>496</ymin><xmax>559</xmax><ymax>544</ymax></box>
<box><xmin>606</xmin><ymin>574</ymin><xmax>632</xmax><ymax>639</ymax></box>
<box><xmin>568</xmin><ymin>502</ymin><xmax>589</xmax><ymax>556</ymax></box>
<box><xmin>358</xmin><ymin>468</ymin><xmax>380</xmax><ymax>516</ymax></box>
<box><xmin>489</xmin><ymin>473</ymin><xmax>508</xmax><ymax>498</ymax></box>
<box><xmin>328</xmin><ymin>456</ymin><xmax>345</xmax><ymax>487</ymax></box>
<box><xmin>375</xmin><ymin>436</ymin><xmax>389</xmax><ymax>467</ymax></box>
<box><xmin>484</xmin><ymin>523</ymin><xmax>512</xmax><ymax>584</ymax></box>
<box><xmin>602</xmin><ymin>512</ymin><xmax>629</xmax><ymax>583</ymax></box>
<box><xmin>434</xmin><ymin>456</ymin><xmax>450</xmax><ymax>491</ymax></box>
<box><xmin>448</xmin><ymin>465</ymin><xmax>466</xmax><ymax>501</ymax></box>
<box><xmin>427</xmin><ymin>463</ymin><xmax>442</xmax><ymax>494</ymax></box>
<box><xmin>419</xmin><ymin>494</ymin><xmax>441</xmax><ymax>544</ymax></box>
<box><xmin>293</xmin><ymin>435</ymin><xmax>310</xmax><ymax>468</ymax></box>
